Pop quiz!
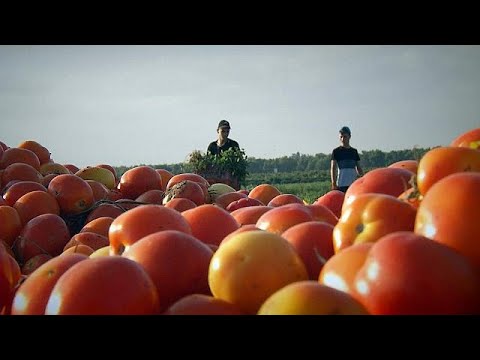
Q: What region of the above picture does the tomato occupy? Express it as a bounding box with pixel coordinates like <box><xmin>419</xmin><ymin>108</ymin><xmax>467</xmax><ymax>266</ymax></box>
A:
<box><xmin>229</xmin><ymin>205</ymin><xmax>272</xmax><ymax>226</ymax></box>
<box><xmin>353</xmin><ymin>231</ymin><xmax>480</xmax><ymax>315</ymax></box>
<box><xmin>13</xmin><ymin>213</ymin><xmax>70</xmax><ymax>264</ymax></box>
<box><xmin>47</xmin><ymin>174</ymin><xmax>94</xmax><ymax>215</ymax></box>
<box><xmin>319</xmin><ymin>242</ymin><xmax>373</xmax><ymax>295</ymax></box>
<box><xmin>387</xmin><ymin>159</ymin><xmax>418</xmax><ymax>174</ymax></box>
<box><xmin>282</xmin><ymin>221</ymin><xmax>334</xmax><ymax>280</ymax></box>
<box><xmin>117</xmin><ymin>165</ymin><xmax>162</xmax><ymax>200</ymax></box>
<box><xmin>415</xmin><ymin>172</ymin><xmax>480</xmax><ymax>268</ymax></box>
<box><xmin>343</xmin><ymin>167</ymin><xmax>413</xmax><ymax>211</ymax></box>
<box><xmin>163</xmin><ymin>180</ymin><xmax>206</xmax><ymax>206</ymax></box>
<box><xmin>225</xmin><ymin>197</ymin><xmax>263</xmax><ymax>212</ymax></box>
<box><xmin>213</xmin><ymin>191</ymin><xmax>247</xmax><ymax>209</ymax></box>
<box><xmin>256</xmin><ymin>203</ymin><xmax>313</xmax><ymax>235</ymax></box>
<box><xmin>45</xmin><ymin>256</ymin><xmax>160</xmax><ymax>315</ymax></box>
<box><xmin>208</xmin><ymin>230</ymin><xmax>308</xmax><ymax>314</ymax></box>
<box><xmin>333</xmin><ymin>193</ymin><xmax>416</xmax><ymax>253</ymax></box>
<box><xmin>2</xmin><ymin>180</ymin><xmax>47</xmax><ymax>207</ymax></box>
<box><xmin>247</xmin><ymin>183</ymin><xmax>282</xmax><ymax>206</ymax></box>
<box><xmin>181</xmin><ymin>204</ymin><xmax>239</xmax><ymax>246</ymax></box>
<box><xmin>416</xmin><ymin>146</ymin><xmax>480</xmax><ymax>195</ymax></box>
<box><xmin>257</xmin><ymin>281</ymin><xmax>368</xmax><ymax>315</ymax></box>
<box><xmin>164</xmin><ymin>294</ymin><xmax>245</xmax><ymax>315</ymax></box>
<box><xmin>313</xmin><ymin>190</ymin><xmax>345</xmax><ymax>219</ymax></box>
<box><xmin>450</xmin><ymin>127</ymin><xmax>480</xmax><ymax>150</ymax></box>
<box><xmin>11</xmin><ymin>253</ymin><xmax>88</xmax><ymax>315</ymax></box>
<box><xmin>109</xmin><ymin>204</ymin><xmax>192</xmax><ymax>255</ymax></box>
<box><xmin>0</xmin><ymin>244</ymin><xmax>21</xmax><ymax>312</ymax></box>
<box><xmin>122</xmin><ymin>230</ymin><xmax>214</xmax><ymax>312</ymax></box>
<box><xmin>0</xmin><ymin>205</ymin><xmax>22</xmax><ymax>247</ymax></box>
<box><xmin>267</xmin><ymin>193</ymin><xmax>304</xmax><ymax>207</ymax></box>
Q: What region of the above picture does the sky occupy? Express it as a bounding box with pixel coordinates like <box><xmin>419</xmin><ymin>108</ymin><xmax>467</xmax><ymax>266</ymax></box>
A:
<box><xmin>1</xmin><ymin>45</ymin><xmax>479</xmax><ymax>168</ymax></box>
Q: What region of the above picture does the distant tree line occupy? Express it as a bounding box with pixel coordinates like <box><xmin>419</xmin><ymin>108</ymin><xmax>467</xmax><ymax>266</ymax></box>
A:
<box><xmin>114</xmin><ymin>147</ymin><xmax>432</xmax><ymax>186</ymax></box>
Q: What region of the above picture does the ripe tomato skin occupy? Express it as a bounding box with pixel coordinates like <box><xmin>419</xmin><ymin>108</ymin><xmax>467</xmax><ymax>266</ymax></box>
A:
<box><xmin>343</xmin><ymin>167</ymin><xmax>413</xmax><ymax>211</ymax></box>
<box><xmin>319</xmin><ymin>242</ymin><xmax>373</xmax><ymax>296</ymax></box>
<box><xmin>450</xmin><ymin>127</ymin><xmax>480</xmax><ymax>150</ymax></box>
<box><xmin>333</xmin><ymin>193</ymin><xmax>416</xmax><ymax>254</ymax></box>
<box><xmin>208</xmin><ymin>230</ymin><xmax>308</xmax><ymax>314</ymax></box>
<box><xmin>416</xmin><ymin>146</ymin><xmax>480</xmax><ymax>196</ymax></box>
<box><xmin>353</xmin><ymin>231</ymin><xmax>480</xmax><ymax>315</ymax></box>
<box><xmin>415</xmin><ymin>172</ymin><xmax>480</xmax><ymax>268</ymax></box>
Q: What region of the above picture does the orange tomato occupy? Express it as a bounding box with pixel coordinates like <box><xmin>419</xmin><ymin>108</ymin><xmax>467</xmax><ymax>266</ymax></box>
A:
<box><xmin>416</xmin><ymin>146</ymin><xmax>480</xmax><ymax>195</ymax></box>
<box><xmin>164</xmin><ymin>294</ymin><xmax>245</xmax><ymax>315</ymax></box>
<box><xmin>0</xmin><ymin>243</ymin><xmax>21</xmax><ymax>312</ymax></box>
<box><xmin>258</xmin><ymin>281</ymin><xmax>368</xmax><ymax>315</ymax></box>
<box><xmin>333</xmin><ymin>193</ymin><xmax>416</xmax><ymax>253</ymax></box>
<box><xmin>415</xmin><ymin>172</ymin><xmax>480</xmax><ymax>268</ymax></box>
<box><xmin>248</xmin><ymin>183</ymin><xmax>282</xmax><ymax>206</ymax></box>
<box><xmin>387</xmin><ymin>159</ymin><xmax>418</xmax><ymax>174</ymax></box>
<box><xmin>450</xmin><ymin>127</ymin><xmax>480</xmax><ymax>150</ymax></box>
<box><xmin>13</xmin><ymin>190</ymin><xmax>60</xmax><ymax>225</ymax></box>
<box><xmin>208</xmin><ymin>230</ymin><xmax>308</xmax><ymax>314</ymax></box>
<box><xmin>319</xmin><ymin>242</ymin><xmax>373</xmax><ymax>296</ymax></box>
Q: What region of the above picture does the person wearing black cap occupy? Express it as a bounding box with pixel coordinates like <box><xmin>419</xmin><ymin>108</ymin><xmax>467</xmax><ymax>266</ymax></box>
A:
<box><xmin>207</xmin><ymin>120</ymin><xmax>240</xmax><ymax>156</ymax></box>
<box><xmin>330</xmin><ymin>126</ymin><xmax>364</xmax><ymax>193</ymax></box>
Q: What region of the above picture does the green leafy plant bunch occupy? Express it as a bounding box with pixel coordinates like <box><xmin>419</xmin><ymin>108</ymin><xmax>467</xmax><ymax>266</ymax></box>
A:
<box><xmin>187</xmin><ymin>147</ymin><xmax>249</xmax><ymax>188</ymax></box>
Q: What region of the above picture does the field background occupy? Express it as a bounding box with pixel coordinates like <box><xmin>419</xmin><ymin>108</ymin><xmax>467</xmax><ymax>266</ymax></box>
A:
<box><xmin>114</xmin><ymin>147</ymin><xmax>430</xmax><ymax>204</ymax></box>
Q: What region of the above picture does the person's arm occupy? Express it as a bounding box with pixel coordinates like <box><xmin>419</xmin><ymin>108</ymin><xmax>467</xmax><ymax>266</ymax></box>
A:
<box><xmin>330</xmin><ymin>159</ymin><xmax>338</xmax><ymax>190</ymax></box>
<box><xmin>356</xmin><ymin>161</ymin><xmax>364</xmax><ymax>177</ymax></box>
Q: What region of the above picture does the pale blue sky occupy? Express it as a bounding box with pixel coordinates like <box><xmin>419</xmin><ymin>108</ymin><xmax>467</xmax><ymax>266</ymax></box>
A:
<box><xmin>1</xmin><ymin>45</ymin><xmax>479</xmax><ymax>168</ymax></box>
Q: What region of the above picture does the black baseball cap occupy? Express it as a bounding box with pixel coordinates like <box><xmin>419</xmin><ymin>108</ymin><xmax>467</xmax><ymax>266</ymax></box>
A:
<box><xmin>339</xmin><ymin>126</ymin><xmax>351</xmax><ymax>135</ymax></box>
<box><xmin>218</xmin><ymin>120</ymin><xmax>231</xmax><ymax>129</ymax></box>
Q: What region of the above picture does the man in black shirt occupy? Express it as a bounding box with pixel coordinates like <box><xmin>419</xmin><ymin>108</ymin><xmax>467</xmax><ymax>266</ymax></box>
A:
<box><xmin>207</xmin><ymin>120</ymin><xmax>240</xmax><ymax>156</ymax></box>
<box><xmin>330</xmin><ymin>126</ymin><xmax>364</xmax><ymax>193</ymax></box>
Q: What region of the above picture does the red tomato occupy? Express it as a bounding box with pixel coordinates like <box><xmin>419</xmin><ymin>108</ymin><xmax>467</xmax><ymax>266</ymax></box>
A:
<box><xmin>11</xmin><ymin>253</ymin><xmax>88</xmax><ymax>315</ymax></box>
<box><xmin>108</xmin><ymin>204</ymin><xmax>192</xmax><ymax>255</ymax></box>
<box><xmin>45</xmin><ymin>256</ymin><xmax>160</xmax><ymax>315</ymax></box>
<box><xmin>0</xmin><ymin>244</ymin><xmax>21</xmax><ymax>312</ymax></box>
<box><xmin>225</xmin><ymin>197</ymin><xmax>263</xmax><ymax>212</ymax></box>
<box><xmin>181</xmin><ymin>204</ymin><xmax>239</xmax><ymax>246</ymax></box>
<box><xmin>343</xmin><ymin>167</ymin><xmax>413</xmax><ymax>211</ymax></box>
<box><xmin>122</xmin><ymin>230</ymin><xmax>214</xmax><ymax>312</ymax></box>
<box><xmin>256</xmin><ymin>203</ymin><xmax>314</xmax><ymax>235</ymax></box>
<box><xmin>353</xmin><ymin>231</ymin><xmax>480</xmax><ymax>315</ymax></box>
<box><xmin>282</xmin><ymin>221</ymin><xmax>334</xmax><ymax>280</ymax></box>
<box><xmin>313</xmin><ymin>190</ymin><xmax>345</xmax><ymax>219</ymax></box>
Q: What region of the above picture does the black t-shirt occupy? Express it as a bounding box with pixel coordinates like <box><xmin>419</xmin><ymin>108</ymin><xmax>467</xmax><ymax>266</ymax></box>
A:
<box><xmin>207</xmin><ymin>138</ymin><xmax>240</xmax><ymax>156</ymax></box>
